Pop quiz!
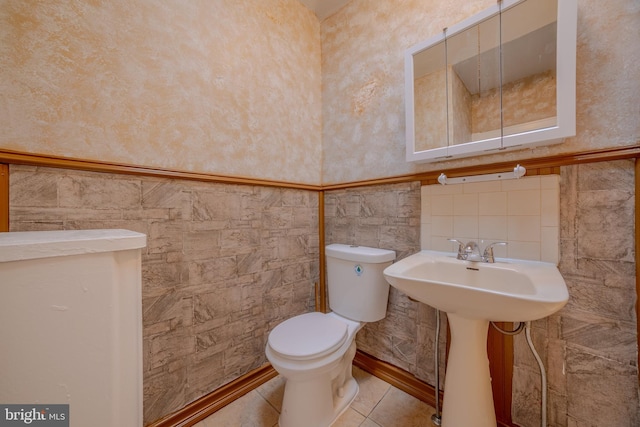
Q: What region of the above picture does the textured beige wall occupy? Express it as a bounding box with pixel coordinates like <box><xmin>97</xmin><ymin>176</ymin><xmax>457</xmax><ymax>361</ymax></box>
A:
<box><xmin>471</xmin><ymin>70</ymin><xmax>556</xmax><ymax>134</ymax></box>
<box><xmin>321</xmin><ymin>0</ymin><xmax>640</xmax><ymax>184</ymax></box>
<box><xmin>0</xmin><ymin>0</ymin><xmax>322</xmax><ymax>185</ymax></box>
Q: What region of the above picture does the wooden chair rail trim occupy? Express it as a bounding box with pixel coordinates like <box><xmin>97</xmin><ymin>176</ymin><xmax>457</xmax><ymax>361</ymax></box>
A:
<box><xmin>0</xmin><ymin>164</ymin><xmax>8</xmax><ymax>232</ymax></box>
<box><xmin>0</xmin><ymin>149</ymin><xmax>321</xmax><ymax>191</ymax></box>
<box><xmin>1</xmin><ymin>145</ymin><xmax>638</xmax><ymax>192</ymax></box>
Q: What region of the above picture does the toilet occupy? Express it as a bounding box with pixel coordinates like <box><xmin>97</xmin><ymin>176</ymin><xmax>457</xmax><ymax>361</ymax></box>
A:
<box><xmin>265</xmin><ymin>243</ymin><xmax>396</xmax><ymax>427</ymax></box>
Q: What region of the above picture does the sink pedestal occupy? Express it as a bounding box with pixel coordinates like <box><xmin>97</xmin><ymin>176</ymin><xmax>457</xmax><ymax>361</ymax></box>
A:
<box><xmin>442</xmin><ymin>313</ymin><xmax>495</xmax><ymax>427</ymax></box>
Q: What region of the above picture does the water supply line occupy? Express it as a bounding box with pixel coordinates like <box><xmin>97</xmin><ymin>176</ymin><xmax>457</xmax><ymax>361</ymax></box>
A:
<box><xmin>525</xmin><ymin>321</ymin><xmax>547</xmax><ymax>427</ymax></box>
<box><xmin>490</xmin><ymin>320</ymin><xmax>547</xmax><ymax>427</ymax></box>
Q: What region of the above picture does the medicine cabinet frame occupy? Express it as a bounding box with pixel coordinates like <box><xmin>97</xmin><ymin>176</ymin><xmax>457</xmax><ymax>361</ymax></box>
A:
<box><xmin>405</xmin><ymin>0</ymin><xmax>577</xmax><ymax>163</ymax></box>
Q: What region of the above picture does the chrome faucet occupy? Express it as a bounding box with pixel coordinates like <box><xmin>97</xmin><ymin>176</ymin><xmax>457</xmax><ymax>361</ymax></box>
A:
<box><xmin>448</xmin><ymin>239</ymin><xmax>507</xmax><ymax>263</ymax></box>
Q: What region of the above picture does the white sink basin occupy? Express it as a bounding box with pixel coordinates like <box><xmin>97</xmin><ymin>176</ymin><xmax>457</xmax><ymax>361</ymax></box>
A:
<box><xmin>384</xmin><ymin>250</ymin><xmax>569</xmax><ymax>426</ymax></box>
<box><xmin>383</xmin><ymin>250</ymin><xmax>568</xmax><ymax>321</ymax></box>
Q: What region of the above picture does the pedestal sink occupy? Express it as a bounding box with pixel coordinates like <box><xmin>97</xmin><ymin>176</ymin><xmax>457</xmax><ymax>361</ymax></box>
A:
<box><xmin>383</xmin><ymin>250</ymin><xmax>568</xmax><ymax>427</ymax></box>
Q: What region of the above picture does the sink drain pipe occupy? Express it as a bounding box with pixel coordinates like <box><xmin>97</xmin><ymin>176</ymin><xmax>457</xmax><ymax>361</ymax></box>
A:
<box><xmin>430</xmin><ymin>320</ymin><xmax>547</xmax><ymax>427</ymax></box>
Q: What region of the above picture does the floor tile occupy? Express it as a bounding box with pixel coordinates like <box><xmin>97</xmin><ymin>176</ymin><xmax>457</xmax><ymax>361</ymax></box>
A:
<box><xmin>196</xmin><ymin>389</ymin><xmax>279</xmax><ymax>427</ymax></box>
<box><xmin>368</xmin><ymin>387</ymin><xmax>436</xmax><ymax>427</ymax></box>
<box><xmin>256</xmin><ymin>375</ymin><xmax>285</xmax><ymax>413</ymax></box>
<box><xmin>198</xmin><ymin>368</ymin><xmax>435</xmax><ymax>427</ymax></box>
<box><xmin>350</xmin><ymin>366</ymin><xmax>391</xmax><ymax>417</ymax></box>
<box><xmin>332</xmin><ymin>407</ymin><xmax>367</xmax><ymax>427</ymax></box>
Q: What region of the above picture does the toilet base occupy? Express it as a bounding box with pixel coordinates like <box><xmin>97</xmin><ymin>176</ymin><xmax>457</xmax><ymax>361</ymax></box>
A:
<box><xmin>277</xmin><ymin>340</ymin><xmax>359</xmax><ymax>427</ymax></box>
<box><xmin>279</xmin><ymin>374</ymin><xmax>358</xmax><ymax>427</ymax></box>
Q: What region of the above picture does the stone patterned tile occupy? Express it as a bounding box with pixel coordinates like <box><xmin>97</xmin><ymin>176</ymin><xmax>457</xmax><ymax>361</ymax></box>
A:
<box><xmin>143</xmin><ymin>359</ymin><xmax>189</xmax><ymax>424</ymax></box>
<box><xmin>58</xmin><ymin>174</ymin><xmax>142</xmax><ymax>209</ymax></box>
<box><xmin>9</xmin><ymin>165</ymin><xmax>58</xmax><ymax>207</ymax></box>
<box><xmin>560</xmin><ymin>311</ymin><xmax>637</xmax><ymax>365</ymax></box>
<box><xmin>9</xmin><ymin>166</ymin><xmax>318</xmax><ymax>425</ymax></box>
<box><xmin>511</xmin><ymin>366</ymin><xmax>542</xmax><ymax>427</ymax></box>
<box><xmin>513</xmin><ymin>324</ymin><xmax>548</xmax><ymax>371</ymax></box>
<box><xmin>576</xmin><ymin>160</ymin><xmax>635</xmax><ymax>192</ymax></box>
<box><xmin>192</xmin><ymin>191</ymin><xmax>244</xmax><ymax>221</ymax></box>
<box><xmin>546</xmin><ymin>338</ymin><xmax>567</xmax><ymax>398</ymax></box>
<box><xmin>222</xmin><ymin>338</ymin><xmax>269</xmax><ymax>381</ymax></box>
<box><xmin>185</xmin><ymin>346</ymin><xmax>225</xmax><ymax>402</ymax></box>
<box><xmin>565</xmin><ymin>347</ymin><xmax>639</xmax><ymax>426</ymax></box>
<box><xmin>576</xmin><ymin>189</ymin><xmax>634</xmax><ymax>262</ymax></box>
<box><xmin>547</xmin><ymin>389</ymin><xmax>568</xmax><ymax>427</ymax></box>
<box><xmin>143</xmin><ymin>289</ymin><xmax>193</xmax><ymax>331</ymax></box>
<box><xmin>563</xmin><ymin>261</ymin><xmax>636</xmax><ymax>323</ymax></box>
<box><xmin>142</xmin><ymin>180</ymin><xmax>193</xmax><ymax>220</ymax></box>
<box><xmin>325</xmin><ymin>182</ymin><xmax>422</xmax><ymax>378</ymax></box>
<box><xmin>148</xmin><ymin>327</ymin><xmax>195</xmax><ymax>370</ymax></box>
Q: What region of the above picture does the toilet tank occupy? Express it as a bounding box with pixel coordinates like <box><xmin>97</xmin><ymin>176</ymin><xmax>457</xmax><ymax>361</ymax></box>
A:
<box><xmin>326</xmin><ymin>244</ymin><xmax>396</xmax><ymax>322</ymax></box>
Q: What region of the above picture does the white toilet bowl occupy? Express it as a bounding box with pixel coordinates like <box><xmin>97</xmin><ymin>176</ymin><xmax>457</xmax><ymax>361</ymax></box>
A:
<box><xmin>265</xmin><ymin>312</ymin><xmax>363</xmax><ymax>427</ymax></box>
<box><xmin>265</xmin><ymin>244</ymin><xmax>396</xmax><ymax>427</ymax></box>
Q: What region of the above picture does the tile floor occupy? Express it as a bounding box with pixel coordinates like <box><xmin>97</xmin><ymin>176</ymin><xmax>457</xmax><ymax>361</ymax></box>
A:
<box><xmin>194</xmin><ymin>366</ymin><xmax>437</xmax><ymax>427</ymax></box>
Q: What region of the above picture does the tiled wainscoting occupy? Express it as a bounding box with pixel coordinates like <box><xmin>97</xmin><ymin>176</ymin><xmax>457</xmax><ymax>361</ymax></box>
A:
<box><xmin>511</xmin><ymin>161</ymin><xmax>638</xmax><ymax>427</ymax></box>
<box><xmin>8</xmin><ymin>165</ymin><xmax>319</xmax><ymax>425</ymax></box>
<box><xmin>323</xmin><ymin>161</ymin><xmax>638</xmax><ymax>427</ymax></box>
<box><xmin>7</xmin><ymin>159</ymin><xmax>638</xmax><ymax>426</ymax></box>
<box><xmin>323</xmin><ymin>182</ymin><xmax>448</xmax><ymax>390</ymax></box>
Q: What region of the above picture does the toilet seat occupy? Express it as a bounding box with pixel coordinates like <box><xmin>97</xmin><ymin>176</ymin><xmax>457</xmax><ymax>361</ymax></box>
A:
<box><xmin>268</xmin><ymin>312</ymin><xmax>348</xmax><ymax>361</ymax></box>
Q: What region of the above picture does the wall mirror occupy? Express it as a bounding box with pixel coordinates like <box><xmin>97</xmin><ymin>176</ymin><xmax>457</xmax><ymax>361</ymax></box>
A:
<box><xmin>405</xmin><ymin>0</ymin><xmax>577</xmax><ymax>163</ymax></box>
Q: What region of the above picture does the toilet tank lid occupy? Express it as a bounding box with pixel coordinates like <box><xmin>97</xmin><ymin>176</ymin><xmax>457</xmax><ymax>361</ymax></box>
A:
<box><xmin>325</xmin><ymin>244</ymin><xmax>395</xmax><ymax>263</ymax></box>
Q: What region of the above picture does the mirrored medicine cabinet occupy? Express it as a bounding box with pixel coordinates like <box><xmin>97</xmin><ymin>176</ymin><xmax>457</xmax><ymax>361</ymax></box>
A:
<box><xmin>405</xmin><ymin>0</ymin><xmax>577</xmax><ymax>163</ymax></box>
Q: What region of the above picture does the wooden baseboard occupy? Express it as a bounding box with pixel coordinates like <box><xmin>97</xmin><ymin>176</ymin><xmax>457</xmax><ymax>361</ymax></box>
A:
<box><xmin>146</xmin><ymin>364</ymin><xmax>278</xmax><ymax>427</ymax></box>
<box><xmin>353</xmin><ymin>350</ymin><xmax>442</xmax><ymax>410</ymax></box>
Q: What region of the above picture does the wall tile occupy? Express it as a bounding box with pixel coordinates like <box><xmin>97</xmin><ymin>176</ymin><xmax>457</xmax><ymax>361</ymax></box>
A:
<box><xmin>513</xmin><ymin>160</ymin><xmax>638</xmax><ymax>427</ymax></box>
<box><xmin>453</xmin><ymin>193</ymin><xmax>478</xmax><ymax>215</ymax></box>
<box><xmin>501</xmin><ymin>176</ymin><xmax>540</xmax><ymax>191</ymax></box>
<box><xmin>479</xmin><ymin>192</ymin><xmax>507</xmax><ymax>216</ymax></box>
<box><xmin>508</xmin><ymin>216</ymin><xmax>541</xmax><ymax>242</ymax></box>
<box><xmin>9</xmin><ymin>165</ymin><xmax>318</xmax><ymax>424</ymax></box>
<box><xmin>565</xmin><ymin>347</ymin><xmax>639</xmax><ymax>426</ymax></box>
<box><xmin>8</xmin><ymin>166</ymin><xmax>58</xmax><ymax>207</ymax></box>
<box><xmin>431</xmin><ymin>194</ymin><xmax>454</xmax><ymax>216</ymax></box>
<box><xmin>325</xmin><ymin>182</ymin><xmax>423</xmax><ymax>379</ymax></box>
<box><xmin>479</xmin><ymin>216</ymin><xmax>508</xmax><ymax>241</ymax></box>
<box><xmin>423</xmin><ymin>175</ymin><xmax>558</xmax><ymax>263</ymax></box>
<box><xmin>453</xmin><ymin>215</ymin><xmax>478</xmax><ymax>238</ymax></box>
<box><xmin>508</xmin><ymin>189</ymin><xmax>541</xmax><ymax>216</ymax></box>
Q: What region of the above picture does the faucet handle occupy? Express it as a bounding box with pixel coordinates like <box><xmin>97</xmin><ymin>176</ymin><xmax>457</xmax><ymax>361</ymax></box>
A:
<box><xmin>448</xmin><ymin>239</ymin><xmax>466</xmax><ymax>260</ymax></box>
<box><xmin>483</xmin><ymin>241</ymin><xmax>507</xmax><ymax>263</ymax></box>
